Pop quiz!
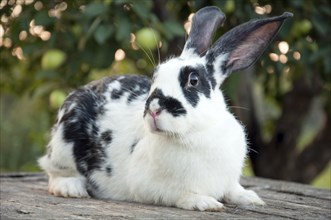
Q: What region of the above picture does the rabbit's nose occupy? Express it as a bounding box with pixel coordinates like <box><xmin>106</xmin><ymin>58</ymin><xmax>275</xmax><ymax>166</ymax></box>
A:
<box><xmin>148</xmin><ymin>98</ymin><xmax>162</xmax><ymax>117</ymax></box>
<box><xmin>149</xmin><ymin>108</ymin><xmax>162</xmax><ymax>119</ymax></box>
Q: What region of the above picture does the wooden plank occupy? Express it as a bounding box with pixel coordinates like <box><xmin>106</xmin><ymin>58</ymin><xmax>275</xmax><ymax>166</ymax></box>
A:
<box><xmin>0</xmin><ymin>173</ymin><xmax>330</xmax><ymax>219</ymax></box>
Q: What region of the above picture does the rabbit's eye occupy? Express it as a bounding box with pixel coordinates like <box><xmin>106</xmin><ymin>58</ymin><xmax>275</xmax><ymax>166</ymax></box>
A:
<box><xmin>188</xmin><ymin>72</ymin><xmax>199</xmax><ymax>87</ymax></box>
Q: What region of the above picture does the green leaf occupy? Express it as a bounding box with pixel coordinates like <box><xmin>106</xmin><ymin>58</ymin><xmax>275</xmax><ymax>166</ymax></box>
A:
<box><xmin>113</xmin><ymin>0</ymin><xmax>130</xmax><ymax>5</ymax></box>
<box><xmin>34</xmin><ymin>11</ymin><xmax>55</xmax><ymax>27</ymax></box>
<box><xmin>309</xmin><ymin>47</ymin><xmax>331</xmax><ymax>63</ymax></box>
<box><xmin>115</xmin><ymin>17</ymin><xmax>131</xmax><ymax>42</ymax></box>
<box><xmin>163</xmin><ymin>21</ymin><xmax>185</xmax><ymax>37</ymax></box>
<box><xmin>81</xmin><ymin>45</ymin><xmax>116</xmax><ymax>68</ymax></box>
<box><xmin>36</xmin><ymin>70</ymin><xmax>58</xmax><ymax>80</ymax></box>
<box><xmin>19</xmin><ymin>17</ymin><xmax>29</xmax><ymax>31</ymax></box>
<box><xmin>84</xmin><ymin>3</ymin><xmax>108</xmax><ymax>18</ymax></box>
<box><xmin>94</xmin><ymin>25</ymin><xmax>113</xmax><ymax>44</ymax></box>
<box><xmin>22</xmin><ymin>44</ymin><xmax>40</xmax><ymax>56</ymax></box>
<box><xmin>132</xmin><ymin>1</ymin><xmax>152</xmax><ymax>19</ymax></box>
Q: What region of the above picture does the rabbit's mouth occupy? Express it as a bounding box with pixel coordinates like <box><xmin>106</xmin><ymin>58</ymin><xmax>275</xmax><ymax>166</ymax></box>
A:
<box><xmin>148</xmin><ymin>120</ymin><xmax>183</xmax><ymax>138</ymax></box>
<box><xmin>147</xmin><ymin>115</ymin><xmax>175</xmax><ymax>136</ymax></box>
<box><xmin>148</xmin><ymin>117</ymin><xmax>164</xmax><ymax>133</ymax></box>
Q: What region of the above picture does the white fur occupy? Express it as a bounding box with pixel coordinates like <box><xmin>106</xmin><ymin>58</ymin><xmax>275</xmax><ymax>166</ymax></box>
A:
<box><xmin>207</xmin><ymin>53</ymin><xmax>229</xmax><ymax>85</ymax></box>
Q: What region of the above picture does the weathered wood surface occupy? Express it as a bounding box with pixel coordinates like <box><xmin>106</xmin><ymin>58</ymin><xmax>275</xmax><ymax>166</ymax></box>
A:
<box><xmin>0</xmin><ymin>173</ymin><xmax>330</xmax><ymax>219</ymax></box>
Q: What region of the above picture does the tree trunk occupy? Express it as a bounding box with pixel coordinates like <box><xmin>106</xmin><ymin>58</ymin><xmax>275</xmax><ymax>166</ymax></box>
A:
<box><xmin>233</xmin><ymin>70</ymin><xmax>330</xmax><ymax>184</ymax></box>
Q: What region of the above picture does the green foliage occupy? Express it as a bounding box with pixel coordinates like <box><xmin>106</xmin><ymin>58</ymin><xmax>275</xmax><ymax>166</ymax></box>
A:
<box><xmin>312</xmin><ymin>163</ymin><xmax>331</xmax><ymax>189</ymax></box>
<box><xmin>0</xmin><ymin>94</ymin><xmax>50</xmax><ymax>172</ymax></box>
<box><xmin>0</xmin><ymin>0</ymin><xmax>187</xmax><ymax>97</ymax></box>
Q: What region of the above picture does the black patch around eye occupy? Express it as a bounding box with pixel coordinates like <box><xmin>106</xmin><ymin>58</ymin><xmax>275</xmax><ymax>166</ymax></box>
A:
<box><xmin>179</xmin><ymin>66</ymin><xmax>211</xmax><ymax>107</ymax></box>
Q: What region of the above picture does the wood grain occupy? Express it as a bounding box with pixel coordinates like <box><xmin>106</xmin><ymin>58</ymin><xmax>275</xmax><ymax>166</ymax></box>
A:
<box><xmin>1</xmin><ymin>173</ymin><xmax>330</xmax><ymax>219</ymax></box>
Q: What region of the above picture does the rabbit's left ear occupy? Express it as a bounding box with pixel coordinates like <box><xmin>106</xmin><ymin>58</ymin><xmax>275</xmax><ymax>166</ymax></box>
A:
<box><xmin>181</xmin><ymin>6</ymin><xmax>225</xmax><ymax>58</ymax></box>
<box><xmin>206</xmin><ymin>12</ymin><xmax>293</xmax><ymax>77</ymax></box>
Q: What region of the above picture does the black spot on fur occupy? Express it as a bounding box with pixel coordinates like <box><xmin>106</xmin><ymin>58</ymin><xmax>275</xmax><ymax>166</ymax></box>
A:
<box><xmin>60</xmin><ymin>87</ymin><xmax>106</xmax><ymax>176</ymax></box>
<box><xmin>89</xmin><ymin>77</ymin><xmax>116</xmax><ymax>93</ymax></box>
<box><xmin>101</xmin><ymin>130</ymin><xmax>112</xmax><ymax>144</ymax></box>
<box><xmin>206</xmin><ymin>53</ymin><xmax>228</xmax><ymax>88</ymax></box>
<box><xmin>106</xmin><ymin>166</ymin><xmax>112</xmax><ymax>176</ymax></box>
<box><xmin>111</xmin><ymin>89</ymin><xmax>122</xmax><ymax>99</ymax></box>
<box><xmin>130</xmin><ymin>140</ymin><xmax>139</xmax><ymax>154</ymax></box>
<box><xmin>206</xmin><ymin>62</ymin><xmax>217</xmax><ymax>89</ymax></box>
<box><xmin>111</xmin><ymin>75</ymin><xmax>151</xmax><ymax>103</ymax></box>
<box><xmin>179</xmin><ymin>66</ymin><xmax>211</xmax><ymax>107</ymax></box>
<box><xmin>145</xmin><ymin>89</ymin><xmax>187</xmax><ymax>117</ymax></box>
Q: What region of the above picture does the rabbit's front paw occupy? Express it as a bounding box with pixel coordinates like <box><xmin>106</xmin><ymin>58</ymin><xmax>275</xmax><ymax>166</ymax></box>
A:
<box><xmin>49</xmin><ymin>176</ymin><xmax>89</xmax><ymax>198</ymax></box>
<box><xmin>176</xmin><ymin>194</ymin><xmax>224</xmax><ymax>211</ymax></box>
<box><xmin>225</xmin><ymin>184</ymin><xmax>265</xmax><ymax>207</ymax></box>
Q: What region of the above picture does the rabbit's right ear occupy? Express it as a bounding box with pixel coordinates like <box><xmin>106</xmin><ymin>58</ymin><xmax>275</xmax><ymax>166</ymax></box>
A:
<box><xmin>206</xmin><ymin>12</ymin><xmax>293</xmax><ymax>80</ymax></box>
<box><xmin>181</xmin><ymin>6</ymin><xmax>225</xmax><ymax>58</ymax></box>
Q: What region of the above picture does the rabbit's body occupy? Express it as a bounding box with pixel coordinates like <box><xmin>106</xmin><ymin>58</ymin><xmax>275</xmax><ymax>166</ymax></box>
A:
<box><xmin>39</xmin><ymin>6</ymin><xmax>292</xmax><ymax>211</ymax></box>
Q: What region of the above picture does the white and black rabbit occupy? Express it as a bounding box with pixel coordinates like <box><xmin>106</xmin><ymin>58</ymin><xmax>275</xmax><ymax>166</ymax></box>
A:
<box><xmin>39</xmin><ymin>6</ymin><xmax>292</xmax><ymax>211</ymax></box>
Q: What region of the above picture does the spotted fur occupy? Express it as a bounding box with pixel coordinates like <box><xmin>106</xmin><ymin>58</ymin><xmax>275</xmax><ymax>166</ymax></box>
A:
<box><xmin>39</xmin><ymin>6</ymin><xmax>292</xmax><ymax>211</ymax></box>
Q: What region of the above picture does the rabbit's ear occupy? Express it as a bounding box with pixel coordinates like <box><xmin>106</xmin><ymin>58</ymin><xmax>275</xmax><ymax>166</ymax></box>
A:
<box><xmin>181</xmin><ymin>6</ymin><xmax>225</xmax><ymax>58</ymax></box>
<box><xmin>206</xmin><ymin>12</ymin><xmax>293</xmax><ymax>77</ymax></box>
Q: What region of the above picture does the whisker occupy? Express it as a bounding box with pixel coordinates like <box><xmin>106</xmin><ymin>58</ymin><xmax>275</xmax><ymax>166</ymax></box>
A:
<box><xmin>228</xmin><ymin>106</ymin><xmax>250</xmax><ymax>111</ymax></box>
<box><xmin>147</xmin><ymin>47</ymin><xmax>156</xmax><ymax>67</ymax></box>
<box><xmin>151</xmin><ymin>29</ymin><xmax>161</xmax><ymax>65</ymax></box>
<box><xmin>177</xmin><ymin>45</ymin><xmax>183</xmax><ymax>52</ymax></box>
<box><xmin>248</xmin><ymin>147</ymin><xmax>259</xmax><ymax>154</ymax></box>
<box><xmin>135</xmin><ymin>42</ymin><xmax>155</xmax><ymax>67</ymax></box>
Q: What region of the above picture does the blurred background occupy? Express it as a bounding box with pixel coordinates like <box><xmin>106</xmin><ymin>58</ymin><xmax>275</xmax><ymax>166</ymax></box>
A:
<box><xmin>0</xmin><ymin>0</ymin><xmax>330</xmax><ymax>188</ymax></box>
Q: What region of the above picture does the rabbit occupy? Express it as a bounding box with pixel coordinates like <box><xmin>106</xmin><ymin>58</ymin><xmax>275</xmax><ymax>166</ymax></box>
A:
<box><xmin>39</xmin><ymin>6</ymin><xmax>292</xmax><ymax>211</ymax></box>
